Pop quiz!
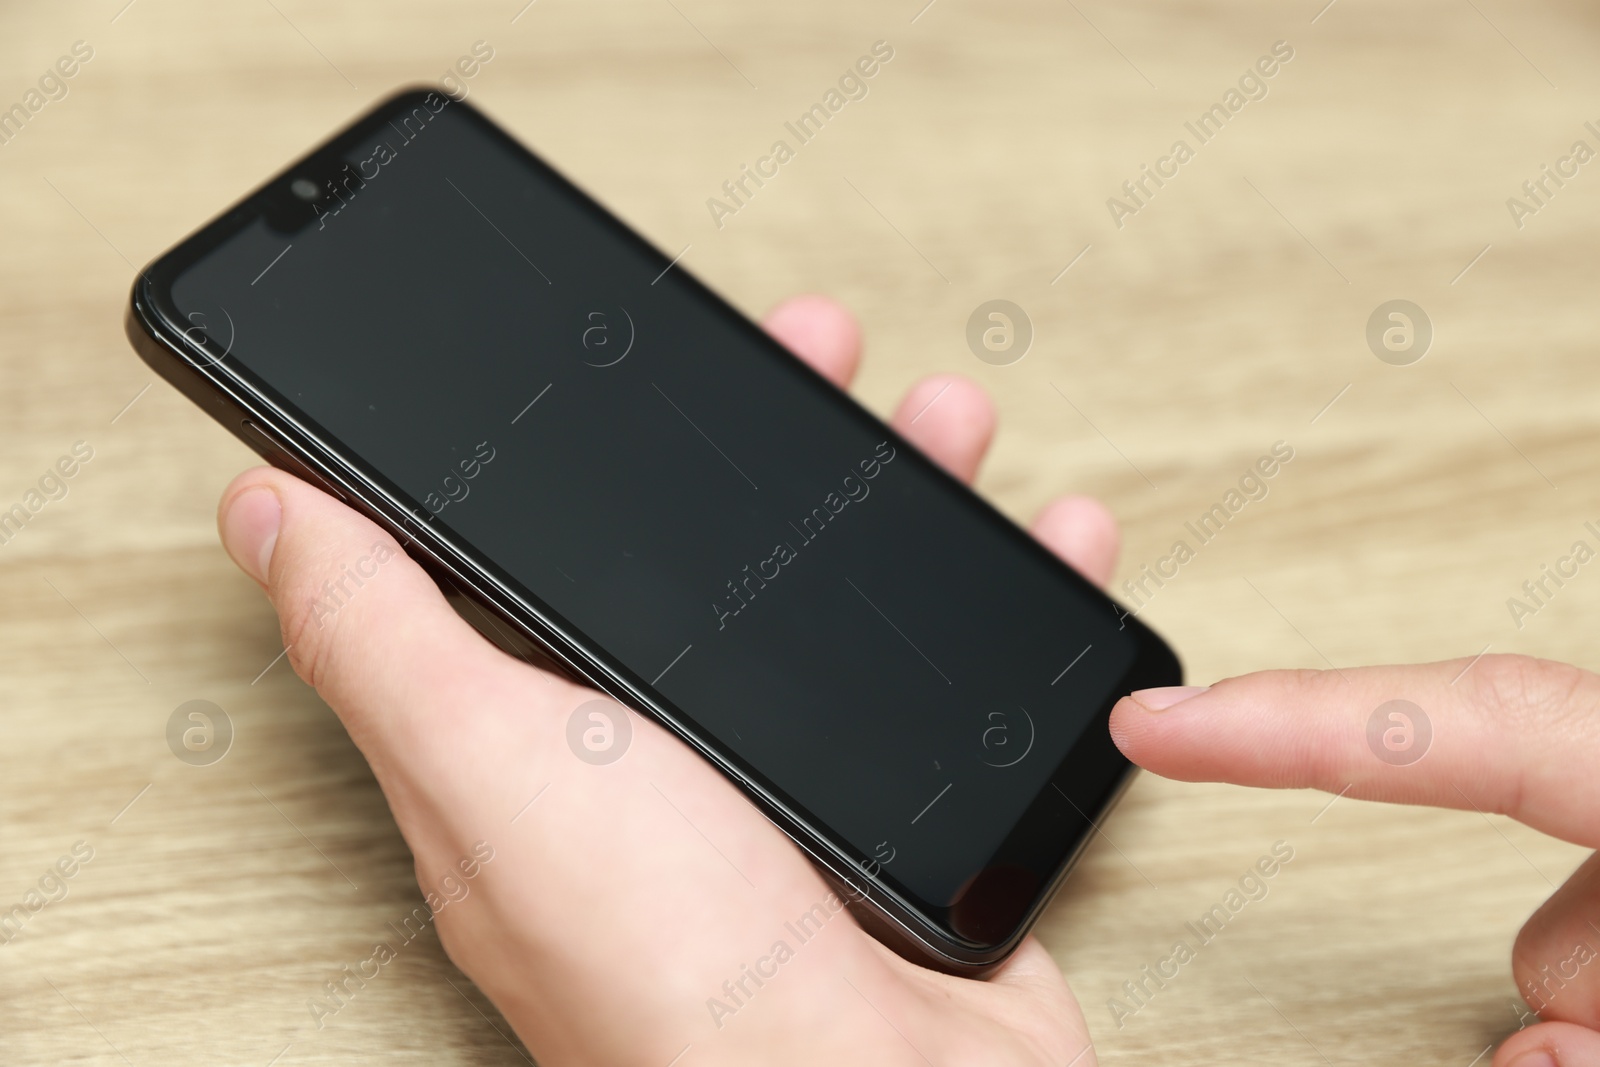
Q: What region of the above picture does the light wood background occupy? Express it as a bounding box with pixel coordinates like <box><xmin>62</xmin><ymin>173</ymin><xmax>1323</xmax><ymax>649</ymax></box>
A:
<box><xmin>2</xmin><ymin>0</ymin><xmax>1597</xmax><ymax>1063</ymax></box>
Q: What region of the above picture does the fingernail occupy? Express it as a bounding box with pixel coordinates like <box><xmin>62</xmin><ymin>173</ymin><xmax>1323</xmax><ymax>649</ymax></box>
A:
<box><xmin>221</xmin><ymin>485</ymin><xmax>281</xmax><ymax>584</ymax></box>
<box><xmin>1129</xmin><ymin>686</ymin><xmax>1210</xmax><ymax>711</ymax></box>
<box><xmin>1508</xmin><ymin>1050</ymin><xmax>1558</xmax><ymax>1067</ymax></box>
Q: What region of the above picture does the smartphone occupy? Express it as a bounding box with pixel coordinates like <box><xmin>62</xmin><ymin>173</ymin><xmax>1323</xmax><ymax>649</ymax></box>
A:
<box><xmin>126</xmin><ymin>88</ymin><xmax>1180</xmax><ymax>977</ymax></box>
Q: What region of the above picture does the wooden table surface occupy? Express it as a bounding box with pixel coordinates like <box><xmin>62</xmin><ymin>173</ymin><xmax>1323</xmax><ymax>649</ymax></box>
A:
<box><xmin>3</xmin><ymin>0</ymin><xmax>1597</xmax><ymax>1063</ymax></box>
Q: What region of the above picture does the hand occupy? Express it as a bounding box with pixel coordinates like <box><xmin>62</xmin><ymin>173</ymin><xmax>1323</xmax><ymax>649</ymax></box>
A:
<box><xmin>1111</xmin><ymin>656</ymin><xmax>1600</xmax><ymax>1067</ymax></box>
<box><xmin>217</xmin><ymin>295</ymin><xmax>1121</xmax><ymax>1066</ymax></box>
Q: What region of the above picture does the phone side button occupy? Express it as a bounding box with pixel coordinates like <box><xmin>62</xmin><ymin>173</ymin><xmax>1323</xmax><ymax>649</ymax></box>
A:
<box><xmin>241</xmin><ymin>420</ymin><xmax>350</xmax><ymax>503</ymax></box>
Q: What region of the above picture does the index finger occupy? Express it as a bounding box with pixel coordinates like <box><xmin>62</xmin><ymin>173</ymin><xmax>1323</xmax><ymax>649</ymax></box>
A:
<box><xmin>1109</xmin><ymin>654</ymin><xmax>1600</xmax><ymax>848</ymax></box>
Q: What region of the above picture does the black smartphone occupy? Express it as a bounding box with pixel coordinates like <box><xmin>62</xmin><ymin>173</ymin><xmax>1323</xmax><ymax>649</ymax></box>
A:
<box><xmin>126</xmin><ymin>88</ymin><xmax>1180</xmax><ymax>977</ymax></box>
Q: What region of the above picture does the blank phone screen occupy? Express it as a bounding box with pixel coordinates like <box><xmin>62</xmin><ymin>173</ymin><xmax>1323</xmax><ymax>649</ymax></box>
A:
<box><xmin>167</xmin><ymin>92</ymin><xmax>1139</xmax><ymax>931</ymax></box>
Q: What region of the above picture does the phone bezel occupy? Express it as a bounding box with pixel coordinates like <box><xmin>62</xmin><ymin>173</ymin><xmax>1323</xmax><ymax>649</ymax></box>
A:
<box><xmin>127</xmin><ymin>86</ymin><xmax>1182</xmax><ymax>974</ymax></box>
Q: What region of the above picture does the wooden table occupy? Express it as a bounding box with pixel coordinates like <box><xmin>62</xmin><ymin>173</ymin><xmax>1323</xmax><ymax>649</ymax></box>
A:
<box><xmin>2</xmin><ymin>0</ymin><xmax>1594</xmax><ymax>1062</ymax></box>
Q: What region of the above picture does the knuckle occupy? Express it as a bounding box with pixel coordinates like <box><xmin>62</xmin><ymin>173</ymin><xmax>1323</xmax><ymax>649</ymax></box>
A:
<box><xmin>1279</xmin><ymin>667</ymin><xmax>1345</xmax><ymax>702</ymax></box>
<box><xmin>268</xmin><ymin>539</ymin><xmax>403</xmax><ymax>697</ymax></box>
<box><xmin>1467</xmin><ymin>654</ymin><xmax>1596</xmax><ymax>726</ymax></box>
<box><xmin>277</xmin><ymin>583</ymin><xmax>349</xmax><ymax>695</ymax></box>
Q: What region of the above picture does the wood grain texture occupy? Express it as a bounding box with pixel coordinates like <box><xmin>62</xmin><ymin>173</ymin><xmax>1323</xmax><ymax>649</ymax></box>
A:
<box><xmin>2</xmin><ymin>0</ymin><xmax>1596</xmax><ymax>1063</ymax></box>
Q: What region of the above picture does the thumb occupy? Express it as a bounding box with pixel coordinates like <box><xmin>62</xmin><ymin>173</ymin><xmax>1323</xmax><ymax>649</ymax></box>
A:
<box><xmin>216</xmin><ymin>466</ymin><xmax>539</xmax><ymax>762</ymax></box>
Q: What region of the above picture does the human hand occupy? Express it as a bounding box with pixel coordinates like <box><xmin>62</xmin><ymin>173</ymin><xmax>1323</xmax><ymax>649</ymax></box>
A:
<box><xmin>1111</xmin><ymin>656</ymin><xmax>1600</xmax><ymax>1067</ymax></box>
<box><xmin>217</xmin><ymin>294</ymin><xmax>1122</xmax><ymax>1066</ymax></box>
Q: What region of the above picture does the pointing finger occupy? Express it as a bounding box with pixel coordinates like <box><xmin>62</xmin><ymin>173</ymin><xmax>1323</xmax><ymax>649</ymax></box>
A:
<box><xmin>1109</xmin><ymin>655</ymin><xmax>1600</xmax><ymax>848</ymax></box>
